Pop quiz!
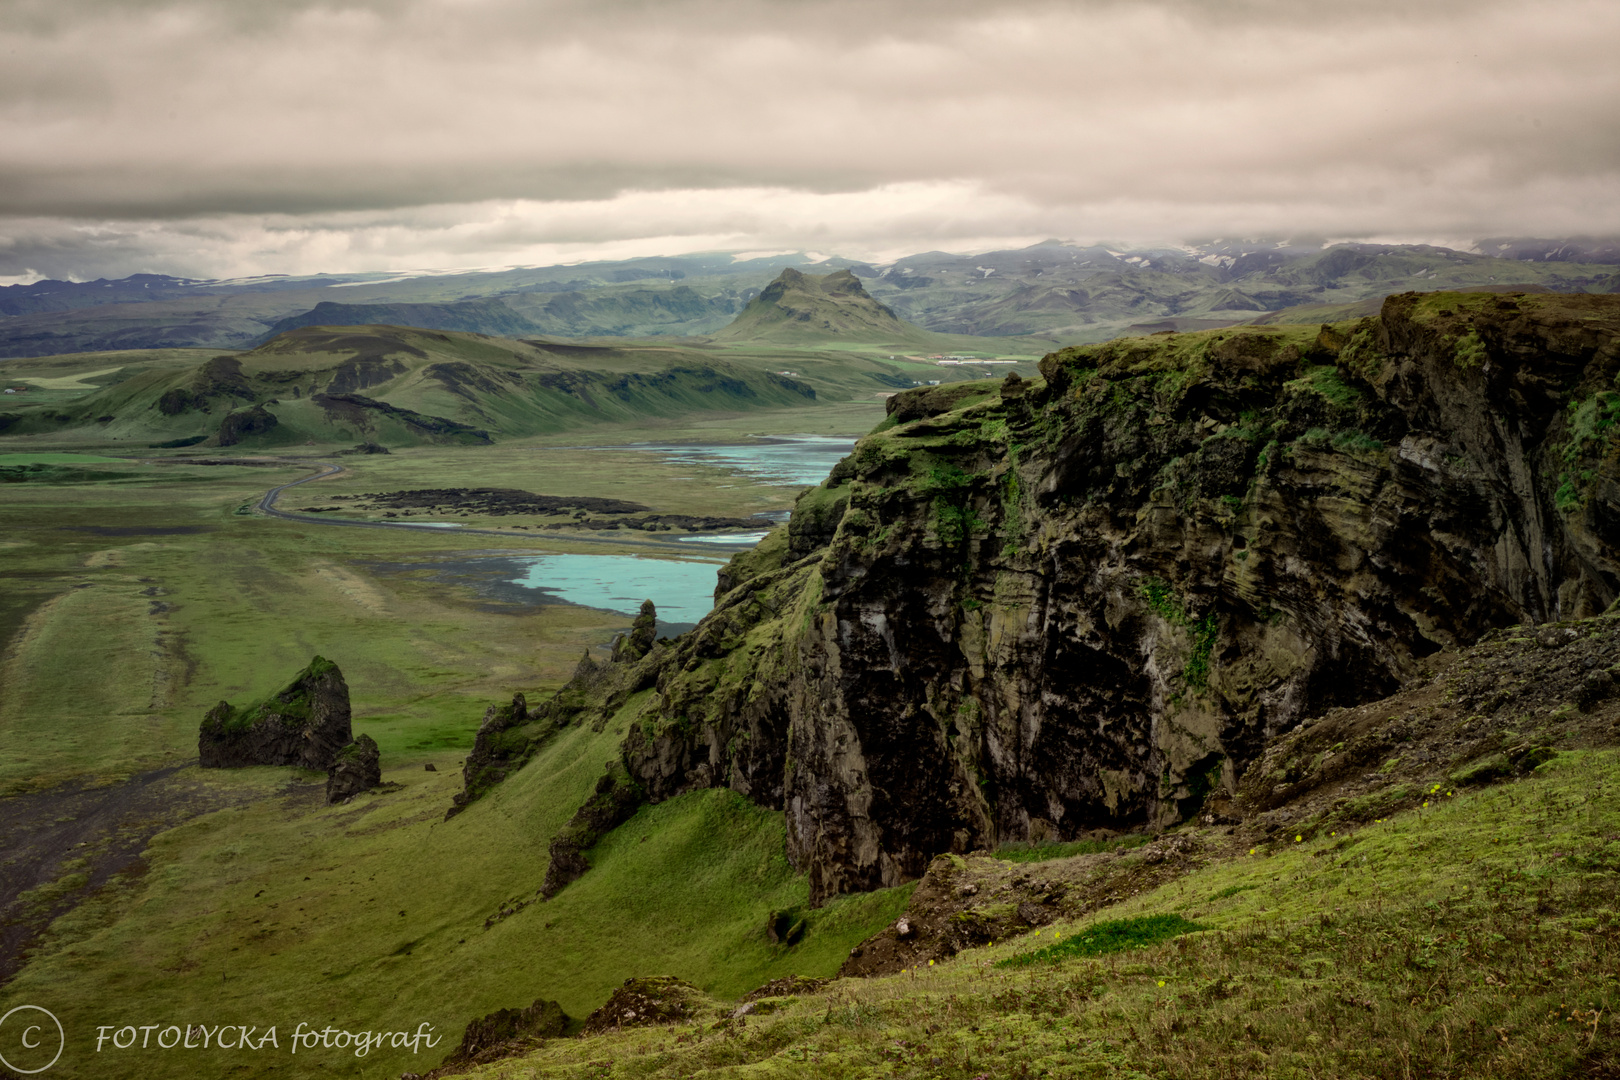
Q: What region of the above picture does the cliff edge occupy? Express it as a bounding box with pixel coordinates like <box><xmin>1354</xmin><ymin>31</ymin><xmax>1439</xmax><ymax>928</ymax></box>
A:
<box><xmin>515</xmin><ymin>291</ymin><xmax>1620</xmax><ymax>905</ymax></box>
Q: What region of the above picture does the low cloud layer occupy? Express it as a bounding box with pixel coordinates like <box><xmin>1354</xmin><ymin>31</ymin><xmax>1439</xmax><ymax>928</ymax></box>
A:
<box><xmin>2</xmin><ymin>0</ymin><xmax>1616</xmax><ymax>280</ymax></box>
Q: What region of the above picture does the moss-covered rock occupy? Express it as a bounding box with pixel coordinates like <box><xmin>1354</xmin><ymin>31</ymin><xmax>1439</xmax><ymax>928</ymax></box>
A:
<box><xmin>579</xmin><ymin>976</ymin><xmax>710</xmax><ymax>1035</ymax></box>
<box><xmin>540</xmin><ymin>763</ymin><xmax>646</xmax><ymax>898</ymax></box>
<box><xmin>610</xmin><ymin>599</ymin><xmax>658</xmax><ymax>663</ymax></box>
<box><xmin>198</xmin><ymin>656</ymin><xmax>351</xmax><ymax>770</ymax></box>
<box><xmin>519</xmin><ymin>291</ymin><xmax>1620</xmax><ymax>908</ymax></box>
<box><xmin>426</xmin><ymin>997</ymin><xmax>570</xmax><ymax>1077</ymax></box>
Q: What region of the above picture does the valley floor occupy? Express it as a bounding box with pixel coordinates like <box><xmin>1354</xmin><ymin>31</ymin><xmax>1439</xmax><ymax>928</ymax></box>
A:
<box><xmin>0</xmin><ymin>403</ymin><xmax>914</xmax><ymax>1080</ymax></box>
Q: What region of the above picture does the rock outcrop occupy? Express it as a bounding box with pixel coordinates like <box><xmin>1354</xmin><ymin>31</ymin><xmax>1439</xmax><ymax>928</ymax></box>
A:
<box><xmin>539</xmin><ymin>763</ymin><xmax>644</xmax><ymax>898</ymax></box>
<box><xmin>446</xmin><ymin>692</ymin><xmax>536</xmax><ymax>818</ymax></box>
<box><xmin>212</xmin><ymin>402</ymin><xmax>278</xmax><ymax>447</ymax></box>
<box><xmin>528</xmin><ymin>291</ymin><xmax>1620</xmax><ymax>905</ymax></box>
<box><xmin>427</xmin><ymin>997</ymin><xmax>569</xmax><ymax>1077</ymax></box>
<box><xmin>325</xmin><ymin>733</ymin><xmax>381</xmax><ymax>804</ymax></box>
<box><xmin>198</xmin><ymin>656</ymin><xmax>352</xmax><ymax>770</ymax></box>
<box><xmin>610</xmin><ymin>599</ymin><xmax>658</xmax><ymax>663</ymax></box>
<box><xmin>446</xmin><ymin>621</ymin><xmax>666</xmax><ymax>818</ymax></box>
<box><xmin>579</xmin><ymin>977</ymin><xmax>703</xmax><ymax>1035</ymax></box>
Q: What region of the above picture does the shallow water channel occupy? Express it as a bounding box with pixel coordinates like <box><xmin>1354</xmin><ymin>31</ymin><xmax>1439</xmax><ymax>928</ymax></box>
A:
<box><xmin>380</xmin><ymin>436</ymin><xmax>857</xmax><ymax>633</ymax></box>
<box><xmin>507</xmin><ymin>552</ymin><xmax>726</xmax><ymax>627</ymax></box>
<box><xmin>612</xmin><ymin>435</ymin><xmax>856</xmax><ymax>488</ymax></box>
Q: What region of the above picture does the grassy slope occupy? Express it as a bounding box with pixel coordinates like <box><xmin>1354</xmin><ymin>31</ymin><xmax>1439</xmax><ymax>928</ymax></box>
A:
<box><xmin>1</xmin><ymin>723</ymin><xmax>911</xmax><ymax>1080</ymax></box>
<box><xmin>454</xmin><ymin>747</ymin><xmax>1620</xmax><ymax>1079</ymax></box>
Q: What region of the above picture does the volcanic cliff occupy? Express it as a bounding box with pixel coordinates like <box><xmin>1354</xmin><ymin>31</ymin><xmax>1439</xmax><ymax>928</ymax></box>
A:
<box><xmin>492</xmin><ymin>290</ymin><xmax>1620</xmax><ymax>906</ymax></box>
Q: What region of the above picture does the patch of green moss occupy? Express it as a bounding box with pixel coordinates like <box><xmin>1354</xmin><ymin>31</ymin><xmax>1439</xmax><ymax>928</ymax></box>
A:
<box><xmin>1001</xmin><ymin>445</ymin><xmax>1026</xmax><ymax>553</ymax></box>
<box><xmin>922</xmin><ymin>462</ymin><xmax>984</xmax><ymax>546</ymax></box>
<box><xmin>1284</xmin><ymin>364</ymin><xmax>1362</xmax><ymax>409</ymax></box>
<box><xmin>1453</xmin><ymin>330</ymin><xmax>1489</xmax><ymax>369</ymax></box>
<box><xmin>1330</xmin><ymin>429</ymin><xmax>1384</xmax><ymax>454</ymax></box>
<box><xmin>1562</xmin><ymin>391</ymin><xmax>1620</xmax><ymax>466</ymax></box>
<box><xmin>992</xmin><ymin>835</ymin><xmax>1148</xmax><ymax>864</ymax></box>
<box><xmin>1139</xmin><ymin>578</ymin><xmax>1184</xmax><ymax>623</ymax></box>
<box><xmin>1337</xmin><ymin>321</ymin><xmax>1384</xmax><ymax>382</ymax></box>
<box><xmin>1138</xmin><ymin>579</ymin><xmax>1219</xmax><ymax>691</ymax></box>
<box><xmin>1556</xmin><ymin>472</ymin><xmax>1587</xmax><ymax>513</ymax></box>
<box><xmin>997</xmin><ymin>913</ymin><xmax>1206</xmax><ymax>967</ymax></box>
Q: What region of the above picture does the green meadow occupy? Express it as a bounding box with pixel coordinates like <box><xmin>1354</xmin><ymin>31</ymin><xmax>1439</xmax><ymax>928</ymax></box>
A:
<box><xmin>0</xmin><ymin>394</ymin><xmax>916</xmax><ymax>1079</ymax></box>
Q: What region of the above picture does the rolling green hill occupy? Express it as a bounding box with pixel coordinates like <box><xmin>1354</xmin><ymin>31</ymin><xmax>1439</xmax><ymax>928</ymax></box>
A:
<box><xmin>0</xmin><ymin>327</ymin><xmax>826</xmax><ymax>449</ymax></box>
<box><xmin>0</xmin><ymin>319</ymin><xmax>1046</xmax><ymax>450</ymax></box>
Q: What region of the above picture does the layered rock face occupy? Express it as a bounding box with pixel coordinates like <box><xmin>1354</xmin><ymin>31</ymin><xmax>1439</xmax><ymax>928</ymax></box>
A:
<box><xmin>199</xmin><ymin>656</ymin><xmax>353</xmax><ymax>770</ymax></box>
<box><xmin>534</xmin><ymin>292</ymin><xmax>1620</xmax><ymax>905</ymax></box>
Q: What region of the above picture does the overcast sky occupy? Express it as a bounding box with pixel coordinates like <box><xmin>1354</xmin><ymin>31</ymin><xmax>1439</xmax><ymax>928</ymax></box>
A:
<box><xmin>1</xmin><ymin>0</ymin><xmax>1617</xmax><ymax>282</ymax></box>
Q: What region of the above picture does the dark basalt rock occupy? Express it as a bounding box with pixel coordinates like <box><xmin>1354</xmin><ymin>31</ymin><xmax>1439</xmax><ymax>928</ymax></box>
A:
<box><xmin>883</xmin><ymin>380</ymin><xmax>993</xmax><ymax>424</ymax></box>
<box><xmin>765</xmin><ymin>907</ymin><xmax>807</xmax><ymax>945</ymax></box>
<box><xmin>610</xmin><ymin>600</ymin><xmax>657</xmax><ymax>663</ymax></box>
<box><xmin>198</xmin><ymin>656</ymin><xmax>351</xmax><ymax>770</ymax></box>
<box><xmin>539</xmin><ymin>764</ymin><xmax>644</xmax><ymax>897</ymax></box>
<box><xmin>445</xmin><ymin>692</ymin><xmax>534</xmax><ymax>818</ymax></box>
<box><xmin>740</xmin><ymin>975</ymin><xmax>829</xmax><ymax>1003</ymax></box>
<box><xmin>212</xmin><ymin>403</ymin><xmax>278</xmax><ymax>447</ymax></box>
<box><xmin>326</xmin><ymin>734</ymin><xmax>381</xmax><ymax>804</ymax></box>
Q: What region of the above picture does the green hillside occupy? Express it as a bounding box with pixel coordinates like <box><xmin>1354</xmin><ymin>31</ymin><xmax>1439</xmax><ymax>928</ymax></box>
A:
<box><xmin>0</xmin><ymin>327</ymin><xmax>828</xmax><ymax>449</ymax></box>
<box><xmin>0</xmin><ymin>315</ymin><xmax>1050</xmax><ymax>450</ymax></box>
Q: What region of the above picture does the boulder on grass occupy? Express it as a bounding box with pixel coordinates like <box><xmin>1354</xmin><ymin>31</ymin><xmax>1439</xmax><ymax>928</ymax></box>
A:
<box><xmin>198</xmin><ymin>656</ymin><xmax>351</xmax><ymax>770</ymax></box>
<box><xmin>326</xmin><ymin>734</ymin><xmax>382</xmax><ymax>804</ymax></box>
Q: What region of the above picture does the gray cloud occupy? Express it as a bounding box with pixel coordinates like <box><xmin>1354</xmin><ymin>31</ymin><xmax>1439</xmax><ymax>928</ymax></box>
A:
<box><xmin>1</xmin><ymin>0</ymin><xmax>1616</xmax><ymax>278</ymax></box>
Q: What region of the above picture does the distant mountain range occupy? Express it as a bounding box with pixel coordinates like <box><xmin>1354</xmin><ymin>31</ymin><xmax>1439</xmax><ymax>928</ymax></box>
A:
<box><xmin>0</xmin><ymin>270</ymin><xmax>994</xmax><ymax>448</ymax></box>
<box><xmin>0</xmin><ymin>238</ymin><xmax>1615</xmax><ymax>358</ymax></box>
